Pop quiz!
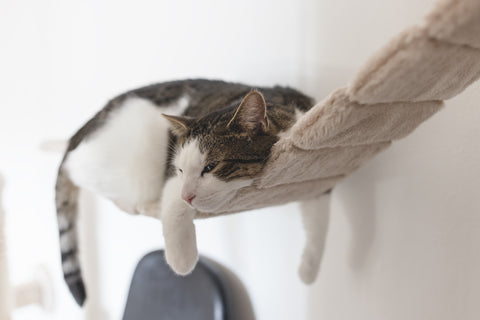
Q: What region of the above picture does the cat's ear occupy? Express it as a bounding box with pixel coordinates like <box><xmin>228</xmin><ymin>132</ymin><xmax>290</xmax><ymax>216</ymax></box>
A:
<box><xmin>227</xmin><ymin>90</ymin><xmax>268</xmax><ymax>135</ymax></box>
<box><xmin>162</xmin><ymin>114</ymin><xmax>193</xmax><ymax>136</ymax></box>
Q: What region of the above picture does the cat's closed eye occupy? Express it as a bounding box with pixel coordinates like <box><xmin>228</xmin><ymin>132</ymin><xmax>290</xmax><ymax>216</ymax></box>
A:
<box><xmin>201</xmin><ymin>163</ymin><xmax>218</xmax><ymax>176</ymax></box>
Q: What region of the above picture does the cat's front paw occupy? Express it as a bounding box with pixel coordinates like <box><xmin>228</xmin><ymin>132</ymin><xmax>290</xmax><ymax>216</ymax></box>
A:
<box><xmin>298</xmin><ymin>246</ymin><xmax>321</xmax><ymax>284</ymax></box>
<box><xmin>165</xmin><ymin>244</ymin><xmax>198</xmax><ymax>275</ymax></box>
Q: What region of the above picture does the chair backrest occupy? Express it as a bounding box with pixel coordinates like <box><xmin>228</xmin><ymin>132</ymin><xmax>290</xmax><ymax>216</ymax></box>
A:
<box><xmin>123</xmin><ymin>250</ymin><xmax>255</xmax><ymax>320</ymax></box>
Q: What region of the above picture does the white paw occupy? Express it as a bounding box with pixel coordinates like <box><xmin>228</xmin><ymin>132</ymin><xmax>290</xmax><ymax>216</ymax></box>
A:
<box><xmin>162</xmin><ymin>217</ymin><xmax>199</xmax><ymax>275</ymax></box>
<box><xmin>298</xmin><ymin>247</ymin><xmax>320</xmax><ymax>284</ymax></box>
<box><xmin>298</xmin><ymin>261</ymin><xmax>317</xmax><ymax>284</ymax></box>
<box><xmin>165</xmin><ymin>246</ymin><xmax>198</xmax><ymax>275</ymax></box>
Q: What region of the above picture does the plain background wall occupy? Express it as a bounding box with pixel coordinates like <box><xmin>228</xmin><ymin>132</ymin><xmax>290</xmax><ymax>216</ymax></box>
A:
<box><xmin>1</xmin><ymin>0</ymin><xmax>479</xmax><ymax>319</ymax></box>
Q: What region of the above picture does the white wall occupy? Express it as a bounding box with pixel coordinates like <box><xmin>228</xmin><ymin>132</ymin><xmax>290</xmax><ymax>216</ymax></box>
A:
<box><xmin>303</xmin><ymin>1</ymin><xmax>480</xmax><ymax>320</ymax></box>
<box><xmin>1</xmin><ymin>0</ymin><xmax>479</xmax><ymax>319</ymax></box>
<box><xmin>309</xmin><ymin>83</ymin><xmax>480</xmax><ymax>320</ymax></box>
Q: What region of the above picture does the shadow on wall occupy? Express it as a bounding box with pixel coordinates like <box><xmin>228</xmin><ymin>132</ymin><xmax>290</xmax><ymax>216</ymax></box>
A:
<box><xmin>336</xmin><ymin>170</ymin><xmax>377</xmax><ymax>273</ymax></box>
<box><xmin>306</xmin><ymin>82</ymin><xmax>480</xmax><ymax>320</ymax></box>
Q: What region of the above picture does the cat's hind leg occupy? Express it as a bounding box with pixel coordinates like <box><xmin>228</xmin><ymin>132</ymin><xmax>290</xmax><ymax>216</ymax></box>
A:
<box><xmin>160</xmin><ymin>176</ymin><xmax>198</xmax><ymax>275</ymax></box>
<box><xmin>298</xmin><ymin>191</ymin><xmax>331</xmax><ymax>284</ymax></box>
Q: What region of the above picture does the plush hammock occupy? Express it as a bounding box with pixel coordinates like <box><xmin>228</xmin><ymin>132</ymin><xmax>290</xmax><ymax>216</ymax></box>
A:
<box><xmin>197</xmin><ymin>0</ymin><xmax>480</xmax><ymax>218</ymax></box>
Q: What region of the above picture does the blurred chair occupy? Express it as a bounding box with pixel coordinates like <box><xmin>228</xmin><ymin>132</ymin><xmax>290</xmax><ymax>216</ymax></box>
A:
<box><xmin>123</xmin><ymin>250</ymin><xmax>255</xmax><ymax>320</ymax></box>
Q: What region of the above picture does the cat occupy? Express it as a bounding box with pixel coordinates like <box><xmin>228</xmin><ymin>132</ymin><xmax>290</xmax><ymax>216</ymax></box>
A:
<box><xmin>55</xmin><ymin>79</ymin><xmax>331</xmax><ymax>306</ymax></box>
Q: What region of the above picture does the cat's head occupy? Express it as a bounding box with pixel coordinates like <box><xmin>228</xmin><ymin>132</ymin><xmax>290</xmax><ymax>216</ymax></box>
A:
<box><xmin>163</xmin><ymin>90</ymin><xmax>279</xmax><ymax>212</ymax></box>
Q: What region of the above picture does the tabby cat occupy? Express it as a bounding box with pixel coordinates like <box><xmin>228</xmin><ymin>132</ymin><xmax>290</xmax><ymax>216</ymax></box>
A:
<box><xmin>55</xmin><ymin>79</ymin><xmax>329</xmax><ymax>306</ymax></box>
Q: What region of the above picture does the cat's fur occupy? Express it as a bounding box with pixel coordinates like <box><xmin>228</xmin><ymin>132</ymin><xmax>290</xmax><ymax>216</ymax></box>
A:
<box><xmin>55</xmin><ymin>79</ymin><xmax>329</xmax><ymax>306</ymax></box>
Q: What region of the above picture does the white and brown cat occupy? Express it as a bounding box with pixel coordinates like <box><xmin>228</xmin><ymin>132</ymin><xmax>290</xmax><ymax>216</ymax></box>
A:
<box><xmin>55</xmin><ymin>79</ymin><xmax>331</xmax><ymax>306</ymax></box>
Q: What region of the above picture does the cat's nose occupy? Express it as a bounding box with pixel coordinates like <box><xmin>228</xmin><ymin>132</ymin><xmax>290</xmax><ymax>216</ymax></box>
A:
<box><xmin>182</xmin><ymin>192</ymin><xmax>196</xmax><ymax>205</ymax></box>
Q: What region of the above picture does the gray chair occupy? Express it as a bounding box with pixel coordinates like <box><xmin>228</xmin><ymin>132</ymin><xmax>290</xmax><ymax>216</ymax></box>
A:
<box><xmin>123</xmin><ymin>250</ymin><xmax>255</xmax><ymax>320</ymax></box>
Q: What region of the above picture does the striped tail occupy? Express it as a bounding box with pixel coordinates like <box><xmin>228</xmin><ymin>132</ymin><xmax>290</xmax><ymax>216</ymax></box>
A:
<box><xmin>55</xmin><ymin>164</ymin><xmax>86</xmax><ymax>306</ymax></box>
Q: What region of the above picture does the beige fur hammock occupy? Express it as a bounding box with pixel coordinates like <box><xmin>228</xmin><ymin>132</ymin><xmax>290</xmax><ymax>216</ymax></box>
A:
<box><xmin>199</xmin><ymin>0</ymin><xmax>480</xmax><ymax>217</ymax></box>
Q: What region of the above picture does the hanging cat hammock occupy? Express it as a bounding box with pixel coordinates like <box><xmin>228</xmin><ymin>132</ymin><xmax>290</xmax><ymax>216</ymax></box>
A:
<box><xmin>189</xmin><ymin>0</ymin><xmax>480</xmax><ymax>218</ymax></box>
